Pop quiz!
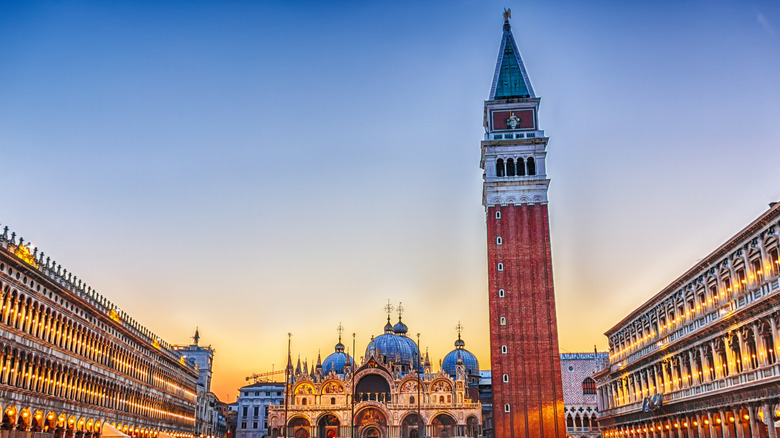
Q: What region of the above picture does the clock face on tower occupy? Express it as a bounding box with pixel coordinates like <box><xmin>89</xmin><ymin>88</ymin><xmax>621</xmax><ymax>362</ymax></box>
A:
<box><xmin>491</xmin><ymin>109</ymin><xmax>535</xmax><ymax>131</ymax></box>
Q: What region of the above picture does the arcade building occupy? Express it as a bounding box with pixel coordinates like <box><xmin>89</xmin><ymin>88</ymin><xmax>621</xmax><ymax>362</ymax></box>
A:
<box><xmin>0</xmin><ymin>227</ymin><xmax>199</xmax><ymax>437</ymax></box>
<box><xmin>595</xmin><ymin>202</ymin><xmax>780</xmax><ymax>438</ymax></box>
<box><xmin>267</xmin><ymin>311</ymin><xmax>483</xmax><ymax>438</ymax></box>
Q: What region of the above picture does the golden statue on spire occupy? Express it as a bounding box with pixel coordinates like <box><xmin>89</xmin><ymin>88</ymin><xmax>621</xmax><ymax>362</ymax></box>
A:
<box><xmin>503</xmin><ymin>8</ymin><xmax>511</xmax><ymax>23</ymax></box>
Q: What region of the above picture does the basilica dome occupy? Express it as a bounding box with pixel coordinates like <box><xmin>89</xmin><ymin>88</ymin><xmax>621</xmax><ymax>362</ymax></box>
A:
<box><xmin>365</xmin><ymin>317</ymin><xmax>419</xmax><ymax>371</ymax></box>
<box><xmin>442</xmin><ymin>335</ymin><xmax>479</xmax><ymax>378</ymax></box>
<box><xmin>322</xmin><ymin>341</ymin><xmax>353</xmax><ymax>375</ymax></box>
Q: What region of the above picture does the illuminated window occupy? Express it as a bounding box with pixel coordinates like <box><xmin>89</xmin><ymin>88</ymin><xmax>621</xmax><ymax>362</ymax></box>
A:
<box><xmin>500</xmin><ymin>317</ymin><xmax>506</xmax><ymax>325</ymax></box>
<box><xmin>582</xmin><ymin>377</ymin><xmax>596</xmax><ymax>395</ymax></box>
<box><xmin>501</xmin><ymin>345</ymin><xmax>507</xmax><ymax>354</ymax></box>
<box><xmin>496</xmin><ymin>236</ymin><xmax>503</xmax><ymax>245</ymax></box>
<box><xmin>502</xmin><ymin>374</ymin><xmax>509</xmax><ymax>383</ymax></box>
<box><xmin>497</xmin><ymin>263</ymin><xmax>504</xmax><ymax>272</ymax></box>
<box><xmin>498</xmin><ymin>289</ymin><xmax>505</xmax><ymax>298</ymax></box>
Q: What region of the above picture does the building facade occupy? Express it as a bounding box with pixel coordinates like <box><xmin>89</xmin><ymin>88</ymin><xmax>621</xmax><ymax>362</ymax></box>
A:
<box><xmin>173</xmin><ymin>332</ymin><xmax>226</xmax><ymax>438</ymax></box>
<box><xmin>561</xmin><ymin>353</ymin><xmax>608</xmax><ymax>438</ymax></box>
<box><xmin>236</xmin><ymin>382</ymin><xmax>284</xmax><ymax>438</ymax></box>
<box><xmin>480</xmin><ymin>10</ymin><xmax>566</xmax><ymax>438</ymax></box>
<box><xmin>0</xmin><ymin>227</ymin><xmax>199</xmax><ymax>437</ymax></box>
<box><xmin>267</xmin><ymin>314</ymin><xmax>482</xmax><ymax>438</ymax></box>
<box><xmin>595</xmin><ymin>203</ymin><xmax>780</xmax><ymax>438</ymax></box>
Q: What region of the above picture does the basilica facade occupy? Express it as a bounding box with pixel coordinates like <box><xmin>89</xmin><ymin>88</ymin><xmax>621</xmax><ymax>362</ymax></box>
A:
<box><xmin>267</xmin><ymin>314</ymin><xmax>482</xmax><ymax>438</ymax></box>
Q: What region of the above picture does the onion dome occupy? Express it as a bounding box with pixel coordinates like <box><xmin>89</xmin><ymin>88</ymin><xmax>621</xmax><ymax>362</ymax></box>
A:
<box><xmin>442</xmin><ymin>332</ymin><xmax>479</xmax><ymax>378</ymax></box>
<box><xmin>393</xmin><ymin>318</ymin><xmax>408</xmax><ymax>334</ymax></box>
<box><xmin>323</xmin><ymin>340</ymin><xmax>353</xmax><ymax>376</ymax></box>
<box><xmin>384</xmin><ymin>317</ymin><xmax>393</xmax><ymax>334</ymax></box>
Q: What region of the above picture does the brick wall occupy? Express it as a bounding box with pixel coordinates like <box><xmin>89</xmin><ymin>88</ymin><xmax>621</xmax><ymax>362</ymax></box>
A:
<box><xmin>487</xmin><ymin>204</ymin><xmax>566</xmax><ymax>438</ymax></box>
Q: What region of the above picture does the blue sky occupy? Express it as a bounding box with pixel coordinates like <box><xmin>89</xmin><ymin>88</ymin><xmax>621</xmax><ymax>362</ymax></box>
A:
<box><xmin>1</xmin><ymin>0</ymin><xmax>779</xmax><ymax>399</ymax></box>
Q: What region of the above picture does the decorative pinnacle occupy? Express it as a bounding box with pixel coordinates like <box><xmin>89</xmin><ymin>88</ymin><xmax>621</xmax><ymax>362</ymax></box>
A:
<box><xmin>384</xmin><ymin>299</ymin><xmax>394</xmax><ymax>323</ymax></box>
<box><xmin>503</xmin><ymin>8</ymin><xmax>511</xmax><ymax>24</ymax></box>
<box><xmin>397</xmin><ymin>302</ymin><xmax>404</xmax><ymax>321</ymax></box>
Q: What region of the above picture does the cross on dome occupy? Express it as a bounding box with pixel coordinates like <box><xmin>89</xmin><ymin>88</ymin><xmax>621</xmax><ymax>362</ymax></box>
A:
<box><xmin>384</xmin><ymin>300</ymin><xmax>394</xmax><ymax>321</ymax></box>
<box><xmin>455</xmin><ymin>321</ymin><xmax>464</xmax><ymax>338</ymax></box>
<box><xmin>337</xmin><ymin>322</ymin><xmax>344</xmax><ymax>343</ymax></box>
<box><xmin>397</xmin><ymin>302</ymin><xmax>405</xmax><ymax>321</ymax></box>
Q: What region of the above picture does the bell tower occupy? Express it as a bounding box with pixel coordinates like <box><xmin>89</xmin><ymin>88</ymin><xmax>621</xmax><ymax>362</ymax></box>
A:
<box><xmin>481</xmin><ymin>10</ymin><xmax>566</xmax><ymax>438</ymax></box>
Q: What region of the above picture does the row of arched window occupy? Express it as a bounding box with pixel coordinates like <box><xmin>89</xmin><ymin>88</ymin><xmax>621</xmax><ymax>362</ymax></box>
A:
<box><xmin>496</xmin><ymin>157</ymin><xmax>536</xmax><ymax>177</ymax></box>
<box><xmin>566</xmin><ymin>412</ymin><xmax>598</xmax><ymax>430</ymax></box>
<box><xmin>0</xmin><ymin>342</ymin><xmax>194</xmax><ymax>423</ymax></box>
<box><xmin>0</xmin><ymin>277</ymin><xmax>196</xmax><ymax>403</ymax></box>
<box><xmin>603</xmin><ymin>316</ymin><xmax>777</xmax><ymax>409</ymax></box>
<box><xmin>610</xmin><ymin>242</ymin><xmax>780</xmax><ymax>359</ymax></box>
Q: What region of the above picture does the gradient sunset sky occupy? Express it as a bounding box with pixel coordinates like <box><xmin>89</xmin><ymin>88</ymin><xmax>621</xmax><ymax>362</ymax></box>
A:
<box><xmin>1</xmin><ymin>0</ymin><xmax>779</xmax><ymax>401</ymax></box>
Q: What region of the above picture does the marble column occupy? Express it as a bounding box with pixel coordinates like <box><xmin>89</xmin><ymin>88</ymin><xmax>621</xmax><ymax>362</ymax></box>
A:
<box><xmin>747</xmin><ymin>405</ymin><xmax>760</xmax><ymax>438</ymax></box>
<box><xmin>764</xmin><ymin>403</ymin><xmax>777</xmax><ymax>438</ymax></box>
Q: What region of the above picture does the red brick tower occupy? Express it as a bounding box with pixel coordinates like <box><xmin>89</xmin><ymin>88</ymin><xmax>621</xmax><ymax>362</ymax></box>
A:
<box><xmin>480</xmin><ymin>11</ymin><xmax>566</xmax><ymax>438</ymax></box>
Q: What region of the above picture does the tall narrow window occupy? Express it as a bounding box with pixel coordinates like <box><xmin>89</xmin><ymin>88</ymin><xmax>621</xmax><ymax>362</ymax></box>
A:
<box><xmin>582</xmin><ymin>377</ymin><xmax>597</xmax><ymax>395</ymax></box>
<box><xmin>517</xmin><ymin>158</ymin><xmax>526</xmax><ymax>176</ymax></box>
<box><xmin>496</xmin><ymin>159</ymin><xmax>505</xmax><ymax>177</ymax></box>
<box><xmin>497</xmin><ymin>263</ymin><xmax>504</xmax><ymax>271</ymax></box>
<box><xmin>504</xmin><ymin>404</ymin><xmax>511</xmax><ymax>412</ymax></box>
<box><xmin>506</xmin><ymin>158</ymin><xmax>516</xmax><ymax>176</ymax></box>
<box><xmin>501</xmin><ymin>345</ymin><xmax>507</xmax><ymax>354</ymax></box>
<box><xmin>498</xmin><ymin>289</ymin><xmax>505</xmax><ymax>298</ymax></box>
<box><xmin>770</xmin><ymin>247</ymin><xmax>779</xmax><ymax>276</ymax></box>
<box><xmin>500</xmin><ymin>317</ymin><xmax>506</xmax><ymax>326</ymax></box>
<box><xmin>527</xmin><ymin>157</ymin><xmax>536</xmax><ymax>175</ymax></box>
<box><xmin>496</xmin><ymin>236</ymin><xmax>503</xmax><ymax>245</ymax></box>
<box><xmin>502</xmin><ymin>374</ymin><xmax>509</xmax><ymax>383</ymax></box>
<box><xmin>495</xmin><ymin>211</ymin><xmax>502</xmax><ymax>219</ymax></box>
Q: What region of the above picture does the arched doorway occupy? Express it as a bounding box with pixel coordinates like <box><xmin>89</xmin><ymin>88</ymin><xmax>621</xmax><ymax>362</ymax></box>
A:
<box><xmin>288</xmin><ymin>417</ymin><xmax>310</xmax><ymax>438</ymax></box>
<box><xmin>466</xmin><ymin>416</ymin><xmax>479</xmax><ymax>437</ymax></box>
<box><xmin>431</xmin><ymin>414</ymin><xmax>456</xmax><ymax>438</ymax></box>
<box><xmin>401</xmin><ymin>414</ymin><xmax>420</xmax><ymax>438</ymax></box>
<box><xmin>355</xmin><ymin>408</ymin><xmax>386</xmax><ymax>438</ymax></box>
<box><xmin>361</xmin><ymin>426</ymin><xmax>381</xmax><ymax>438</ymax></box>
<box><xmin>2</xmin><ymin>407</ymin><xmax>17</xmax><ymax>430</ymax></box>
<box><xmin>317</xmin><ymin>415</ymin><xmax>339</xmax><ymax>438</ymax></box>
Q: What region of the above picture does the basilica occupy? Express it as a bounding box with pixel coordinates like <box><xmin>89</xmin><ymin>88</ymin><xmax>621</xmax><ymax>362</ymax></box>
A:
<box><xmin>267</xmin><ymin>309</ymin><xmax>482</xmax><ymax>438</ymax></box>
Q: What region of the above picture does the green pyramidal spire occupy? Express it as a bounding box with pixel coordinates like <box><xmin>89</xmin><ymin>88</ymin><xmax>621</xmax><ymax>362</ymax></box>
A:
<box><xmin>489</xmin><ymin>11</ymin><xmax>535</xmax><ymax>100</ymax></box>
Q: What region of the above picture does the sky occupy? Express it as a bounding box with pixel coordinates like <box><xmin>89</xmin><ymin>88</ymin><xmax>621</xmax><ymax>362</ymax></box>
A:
<box><xmin>1</xmin><ymin>0</ymin><xmax>779</xmax><ymax>402</ymax></box>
